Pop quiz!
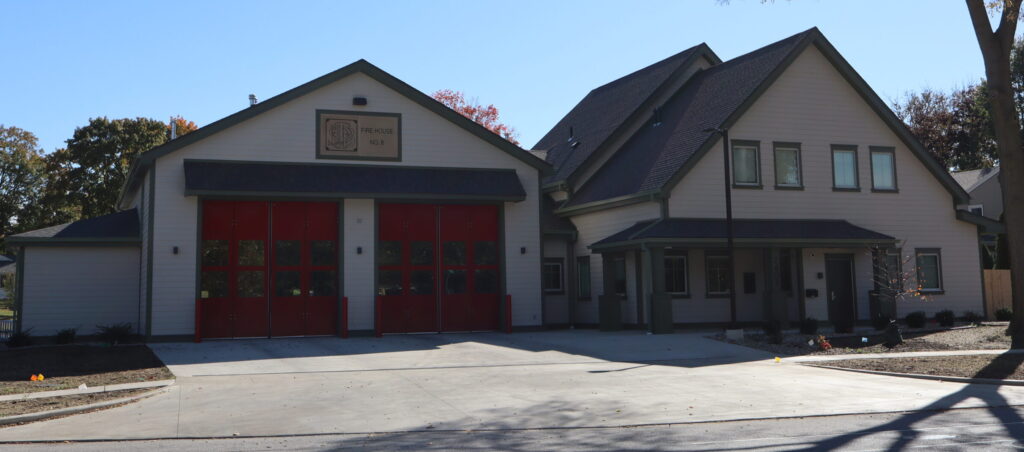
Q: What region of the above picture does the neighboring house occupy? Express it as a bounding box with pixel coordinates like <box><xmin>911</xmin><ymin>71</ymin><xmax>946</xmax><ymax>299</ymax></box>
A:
<box><xmin>952</xmin><ymin>166</ymin><xmax>1003</xmax><ymax>221</ymax></box>
<box><xmin>0</xmin><ymin>254</ymin><xmax>15</xmax><ymax>301</ymax></box>
<box><xmin>537</xmin><ymin>28</ymin><xmax>986</xmax><ymax>330</ymax></box>
<box><xmin>5</xmin><ymin>27</ymin><xmax>989</xmax><ymax>339</ymax></box>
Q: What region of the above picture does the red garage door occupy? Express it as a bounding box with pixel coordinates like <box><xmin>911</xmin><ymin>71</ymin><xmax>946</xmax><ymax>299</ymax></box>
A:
<box><xmin>378</xmin><ymin>203</ymin><xmax>500</xmax><ymax>333</ymax></box>
<box><xmin>199</xmin><ymin>201</ymin><xmax>338</xmax><ymax>339</ymax></box>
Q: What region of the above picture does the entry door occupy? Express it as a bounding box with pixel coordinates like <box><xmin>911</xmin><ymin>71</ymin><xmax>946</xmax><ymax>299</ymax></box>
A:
<box><xmin>378</xmin><ymin>204</ymin><xmax>438</xmax><ymax>333</ymax></box>
<box><xmin>825</xmin><ymin>255</ymin><xmax>856</xmax><ymax>332</ymax></box>
<box><xmin>439</xmin><ymin>205</ymin><xmax>500</xmax><ymax>332</ymax></box>
<box><xmin>199</xmin><ymin>201</ymin><xmax>269</xmax><ymax>339</ymax></box>
<box><xmin>270</xmin><ymin>202</ymin><xmax>339</xmax><ymax>337</ymax></box>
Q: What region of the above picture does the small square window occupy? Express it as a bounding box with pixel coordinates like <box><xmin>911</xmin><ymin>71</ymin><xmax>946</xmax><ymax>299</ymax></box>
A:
<box><xmin>543</xmin><ymin>259</ymin><xmax>564</xmax><ymax>294</ymax></box>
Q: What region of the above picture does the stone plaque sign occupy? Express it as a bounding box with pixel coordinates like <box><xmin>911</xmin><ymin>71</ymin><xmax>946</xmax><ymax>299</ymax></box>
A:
<box><xmin>317</xmin><ymin>110</ymin><xmax>401</xmax><ymax>160</ymax></box>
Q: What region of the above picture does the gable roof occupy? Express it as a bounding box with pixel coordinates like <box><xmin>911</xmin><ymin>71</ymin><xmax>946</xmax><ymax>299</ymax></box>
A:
<box><xmin>118</xmin><ymin>59</ymin><xmax>550</xmax><ymax>208</ymax></box>
<box><xmin>533</xmin><ymin>44</ymin><xmax>720</xmax><ymax>189</ymax></box>
<box><xmin>555</xmin><ymin>28</ymin><xmax>971</xmax><ymax>214</ymax></box>
<box><xmin>952</xmin><ymin>166</ymin><xmax>1000</xmax><ymax>193</ymax></box>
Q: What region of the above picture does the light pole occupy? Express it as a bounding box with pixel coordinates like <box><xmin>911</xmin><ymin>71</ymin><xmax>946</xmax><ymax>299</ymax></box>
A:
<box><xmin>703</xmin><ymin>127</ymin><xmax>738</xmax><ymax>326</ymax></box>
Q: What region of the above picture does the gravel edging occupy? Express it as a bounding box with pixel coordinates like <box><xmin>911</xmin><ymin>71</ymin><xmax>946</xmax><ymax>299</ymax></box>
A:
<box><xmin>0</xmin><ymin>379</ymin><xmax>175</xmax><ymax>402</ymax></box>
<box><xmin>0</xmin><ymin>386</ymin><xmax>170</xmax><ymax>426</ymax></box>
<box><xmin>803</xmin><ymin>362</ymin><xmax>1024</xmax><ymax>386</ymax></box>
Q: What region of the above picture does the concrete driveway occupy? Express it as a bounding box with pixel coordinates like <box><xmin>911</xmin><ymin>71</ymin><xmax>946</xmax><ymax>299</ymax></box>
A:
<box><xmin>4</xmin><ymin>330</ymin><xmax>1024</xmax><ymax>442</ymax></box>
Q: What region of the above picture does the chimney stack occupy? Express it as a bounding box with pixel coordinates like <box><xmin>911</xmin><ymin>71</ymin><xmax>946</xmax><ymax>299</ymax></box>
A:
<box><xmin>249</xmin><ymin>94</ymin><xmax>258</xmax><ymax>107</ymax></box>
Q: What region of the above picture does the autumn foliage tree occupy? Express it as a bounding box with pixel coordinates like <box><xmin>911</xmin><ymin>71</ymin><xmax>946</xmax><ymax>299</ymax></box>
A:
<box><xmin>431</xmin><ymin>89</ymin><xmax>520</xmax><ymax>145</ymax></box>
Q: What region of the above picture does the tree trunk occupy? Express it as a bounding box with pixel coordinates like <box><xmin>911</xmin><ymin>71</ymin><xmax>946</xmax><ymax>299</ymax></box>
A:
<box><xmin>967</xmin><ymin>0</ymin><xmax>1024</xmax><ymax>347</ymax></box>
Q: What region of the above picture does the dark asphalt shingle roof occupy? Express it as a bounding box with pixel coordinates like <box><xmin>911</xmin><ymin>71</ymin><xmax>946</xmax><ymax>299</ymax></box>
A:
<box><xmin>541</xmin><ymin>196</ymin><xmax>577</xmax><ymax>234</ymax></box>
<box><xmin>7</xmin><ymin>209</ymin><xmax>140</xmax><ymax>242</ymax></box>
<box><xmin>184</xmin><ymin>160</ymin><xmax>527</xmax><ymax>200</ymax></box>
<box><xmin>566</xmin><ymin>30</ymin><xmax>810</xmax><ymax>207</ymax></box>
<box><xmin>593</xmin><ymin>218</ymin><xmax>894</xmax><ymax>247</ymax></box>
<box><xmin>534</xmin><ymin>45</ymin><xmax>708</xmax><ymax>187</ymax></box>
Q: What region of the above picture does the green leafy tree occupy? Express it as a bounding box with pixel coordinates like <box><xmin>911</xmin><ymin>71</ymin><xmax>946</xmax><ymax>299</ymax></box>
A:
<box><xmin>0</xmin><ymin>126</ymin><xmax>46</xmax><ymax>252</ymax></box>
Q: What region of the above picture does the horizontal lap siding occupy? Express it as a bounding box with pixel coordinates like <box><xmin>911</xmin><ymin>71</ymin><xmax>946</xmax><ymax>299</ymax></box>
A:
<box><xmin>150</xmin><ymin>72</ymin><xmax>541</xmax><ymax>335</ymax></box>
<box><xmin>344</xmin><ymin>199</ymin><xmax>375</xmax><ymax>331</ymax></box>
<box><xmin>569</xmin><ymin>202</ymin><xmax>659</xmax><ymax>325</ymax></box>
<box><xmin>21</xmin><ymin>247</ymin><xmax>141</xmax><ymax>335</ymax></box>
<box><xmin>667</xmin><ymin>46</ymin><xmax>982</xmax><ymax>319</ymax></box>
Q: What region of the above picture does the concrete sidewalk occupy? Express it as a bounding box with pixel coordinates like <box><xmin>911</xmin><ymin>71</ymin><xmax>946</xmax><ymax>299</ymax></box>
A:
<box><xmin>3</xmin><ymin>331</ymin><xmax>1024</xmax><ymax>442</ymax></box>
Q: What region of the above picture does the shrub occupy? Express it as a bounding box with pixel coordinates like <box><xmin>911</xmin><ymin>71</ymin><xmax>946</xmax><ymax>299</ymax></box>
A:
<box><xmin>95</xmin><ymin>323</ymin><xmax>138</xmax><ymax>345</ymax></box>
<box><xmin>935</xmin><ymin>310</ymin><xmax>956</xmax><ymax>327</ymax></box>
<box><xmin>762</xmin><ymin>320</ymin><xmax>783</xmax><ymax>344</ymax></box>
<box><xmin>5</xmin><ymin>329</ymin><xmax>32</xmax><ymax>348</ymax></box>
<box><xmin>905</xmin><ymin>311</ymin><xmax>927</xmax><ymax>329</ymax></box>
<box><xmin>961</xmin><ymin>311</ymin><xmax>983</xmax><ymax>325</ymax></box>
<box><xmin>872</xmin><ymin>315</ymin><xmax>892</xmax><ymax>331</ymax></box>
<box><xmin>55</xmin><ymin>328</ymin><xmax>77</xmax><ymax>345</ymax></box>
<box><xmin>799</xmin><ymin>317</ymin><xmax>818</xmax><ymax>335</ymax></box>
<box><xmin>996</xmin><ymin>308</ymin><xmax>1013</xmax><ymax>321</ymax></box>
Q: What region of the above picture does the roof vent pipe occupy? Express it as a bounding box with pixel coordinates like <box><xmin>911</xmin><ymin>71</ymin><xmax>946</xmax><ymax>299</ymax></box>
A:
<box><xmin>170</xmin><ymin>117</ymin><xmax>177</xmax><ymax>139</ymax></box>
<box><xmin>249</xmin><ymin>94</ymin><xmax>258</xmax><ymax>107</ymax></box>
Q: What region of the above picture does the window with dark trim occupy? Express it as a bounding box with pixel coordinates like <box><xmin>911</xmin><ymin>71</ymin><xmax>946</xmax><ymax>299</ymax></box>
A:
<box><xmin>664</xmin><ymin>251</ymin><xmax>689</xmax><ymax>296</ymax></box>
<box><xmin>706</xmin><ymin>254</ymin><xmax>731</xmax><ymax>296</ymax></box>
<box><xmin>915</xmin><ymin>249</ymin><xmax>943</xmax><ymax>293</ymax></box>
<box><xmin>543</xmin><ymin>258</ymin><xmax>564</xmax><ymax>294</ymax></box>
<box><xmin>577</xmin><ymin>256</ymin><xmax>592</xmax><ymax>300</ymax></box>
<box><xmin>731</xmin><ymin>141</ymin><xmax>761</xmax><ymax>187</ymax></box>
<box><xmin>885</xmin><ymin>248</ymin><xmax>904</xmax><ymax>293</ymax></box>
<box><xmin>870</xmin><ymin>146</ymin><xmax>897</xmax><ymax>191</ymax></box>
<box><xmin>773</xmin><ymin>142</ymin><xmax>802</xmax><ymax>188</ymax></box>
<box><xmin>831</xmin><ymin>145</ymin><xmax>859</xmax><ymax>190</ymax></box>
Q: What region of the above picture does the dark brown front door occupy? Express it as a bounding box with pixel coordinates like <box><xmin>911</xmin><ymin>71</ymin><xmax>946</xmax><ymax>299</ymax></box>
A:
<box><xmin>826</xmin><ymin>255</ymin><xmax>856</xmax><ymax>332</ymax></box>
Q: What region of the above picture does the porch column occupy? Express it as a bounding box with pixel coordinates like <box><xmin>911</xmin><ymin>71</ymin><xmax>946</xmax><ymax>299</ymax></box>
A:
<box><xmin>598</xmin><ymin>253</ymin><xmax>622</xmax><ymax>331</ymax></box>
<box><xmin>648</xmin><ymin>246</ymin><xmax>673</xmax><ymax>334</ymax></box>
<box><xmin>763</xmin><ymin>247</ymin><xmax>787</xmax><ymax>325</ymax></box>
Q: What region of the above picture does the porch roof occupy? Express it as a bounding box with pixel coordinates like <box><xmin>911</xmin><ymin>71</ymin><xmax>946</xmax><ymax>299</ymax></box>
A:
<box><xmin>183</xmin><ymin>160</ymin><xmax>527</xmax><ymax>202</ymax></box>
<box><xmin>591</xmin><ymin>218</ymin><xmax>896</xmax><ymax>251</ymax></box>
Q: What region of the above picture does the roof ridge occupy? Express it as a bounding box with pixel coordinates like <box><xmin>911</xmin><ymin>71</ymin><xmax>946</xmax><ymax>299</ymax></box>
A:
<box><xmin>589</xmin><ymin>44</ymin><xmax>709</xmax><ymax>94</ymax></box>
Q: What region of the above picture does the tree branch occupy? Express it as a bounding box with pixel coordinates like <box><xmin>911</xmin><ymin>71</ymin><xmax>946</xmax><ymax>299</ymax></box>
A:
<box><xmin>967</xmin><ymin>0</ymin><xmax>999</xmax><ymax>57</ymax></box>
<box><xmin>997</xmin><ymin>0</ymin><xmax>1022</xmax><ymax>50</ymax></box>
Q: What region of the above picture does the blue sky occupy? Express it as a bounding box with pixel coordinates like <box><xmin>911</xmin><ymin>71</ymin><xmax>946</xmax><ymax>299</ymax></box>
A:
<box><xmin>1</xmin><ymin>1</ymin><xmax>989</xmax><ymax>153</ymax></box>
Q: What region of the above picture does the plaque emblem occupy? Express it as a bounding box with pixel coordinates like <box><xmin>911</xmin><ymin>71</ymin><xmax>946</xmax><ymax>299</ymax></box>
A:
<box><xmin>325</xmin><ymin>118</ymin><xmax>358</xmax><ymax>152</ymax></box>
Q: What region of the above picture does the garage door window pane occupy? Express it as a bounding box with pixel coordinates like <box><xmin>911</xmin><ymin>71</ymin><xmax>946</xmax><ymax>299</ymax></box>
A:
<box><xmin>410</xmin><ymin>270</ymin><xmax>434</xmax><ymax>295</ymax></box>
<box><xmin>237</xmin><ymin>271</ymin><xmax>264</xmax><ymax>298</ymax></box>
<box><xmin>311</xmin><ymin>271</ymin><xmax>337</xmax><ymax>297</ymax></box>
<box><xmin>378</xmin><ymin>241</ymin><xmax>402</xmax><ymax>265</ymax></box>
<box><xmin>275</xmin><ymin>271</ymin><xmax>301</xmax><ymax>297</ymax></box>
<box><xmin>443</xmin><ymin>242</ymin><xmax>466</xmax><ymax>265</ymax></box>
<box><xmin>444</xmin><ymin>270</ymin><xmax>467</xmax><ymax>294</ymax></box>
<box><xmin>378</xmin><ymin>270</ymin><xmax>403</xmax><ymax>296</ymax></box>
<box><xmin>410</xmin><ymin>242</ymin><xmax>434</xmax><ymax>266</ymax></box>
<box><xmin>275</xmin><ymin>241</ymin><xmax>301</xmax><ymax>266</ymax></box>
<box><xmin>474</xmin><ymin>241</ymin><xmax>498</xmax><ymax>265</ymax></box>
<box><xmin>200</xmin><ymin>271</ymin><xmax>228</xmax><ymax>298</ymax></box>
<box><xmin>202</xmin><ymin>240</ymin><xmax>229</xmax><ymax>266</ymax></box>
<box><xmin>311</xmin><ymin>241</ymin><xmax>336</xmax><ymax>266</ymax></box>
<box><xmin>475</xmin><ymin>269</ymin><xmax>498</xmax><ymax>294</ymax></box>
<box><xmin>238</xmin><ymin>240</ymin><xmax>264</xmax><ymax>266</ymax></box>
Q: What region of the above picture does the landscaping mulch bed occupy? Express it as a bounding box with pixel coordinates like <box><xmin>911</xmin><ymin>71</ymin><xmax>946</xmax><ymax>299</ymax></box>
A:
<box><xmin>715</xmin><ymin>324</ymin><xmax>1010</xmax><ymax>356</ymax></box>
<box><xmin>0</xmin><ymin>345</ymin><xmax>173</xmax><ymax>395</ymax></box>
<box><xmin>823</xmin><ymin>354</ymin><xmax>1024</xmax><ymax>381</ymax></box>
<box><xmin>0</xmin><ymin>388</ymin><xmax>152</xmax><ymax>418</ymax></box>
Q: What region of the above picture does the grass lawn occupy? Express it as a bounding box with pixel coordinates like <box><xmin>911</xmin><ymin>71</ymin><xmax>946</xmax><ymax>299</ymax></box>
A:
<box><xmin>0</xmin><ymin>345</ymin><xmax>173</xmax><ymax>395</ymax></box>
<box><xmin>823</xmin><ymin>354</ymin><xmax>1024</xmax><ymax>380</ymax></box>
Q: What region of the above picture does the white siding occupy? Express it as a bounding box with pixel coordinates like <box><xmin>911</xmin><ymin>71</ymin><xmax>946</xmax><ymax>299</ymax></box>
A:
<box><xmin>21</xmin><ymin>247</ymin><xmax>141</xmax><ymax>336</ymax></box>
<box><xmin>149</xmin><ymin>71</ymin><xmax>542</xmax><ymax>335</ymax></box>
<box><xmin>344</xmin><ymin>199</ymin><xmax>375</xmax><ymax>331</ymax></box>
<box><xmin>666</xmin><ymin>45</ymin><xmax>983</xmax><ymax>318</ymax></box>
<box><xmin>568</xmin><ymin>201</ymin><xmax>660</xmax><ymax>325</ymax></box>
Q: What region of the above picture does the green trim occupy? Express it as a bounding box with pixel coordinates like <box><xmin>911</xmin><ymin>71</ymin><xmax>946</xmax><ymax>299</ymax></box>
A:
<box><xmin>730</xmin><ymin>139</ymin><xmax>762</xmax><ymax>188</ymax></box>
<box><xmin>554</xmin><ymin>190</ymin><xmax>661</xmax><ymax>217</ymax></box>
<box><xmin>146</xmin><ymin>169</ymin><xmax>155</xmax><ymax>338</ymax></box>
<box><xmin>772</xmin><ymin>141</ymin><xmax>804</xmax><ymax>189</ymax></box>
<box><xmin>868</xmin><ymin>146</ymin><xmax>899</xmax><ymax>192</ymax></box>
<box><xmin>830</xmin><ymin>144</ymin><xmax>860</xmax><ymax>191</ymax></box>
<box><xmin>185</xmin><ymin>190</ymin><xmax>524</xmax><ymax>202</ymax></box>
<box><xmin>118</xmin><ymin>59</ymin><xmax>550</xmax><ymax>207</ymax></box>
<box><xmin>314</xmin><ymin>110</ymin><xmax>402</xmax><ymax>162</ymax></box>
<box><xmin>14</xmin><ymin>247</ymin><xmax>24</xmax><ymax>333</ymax></box>
<box><xmin>956</xmin><ymin>210</ymin><xmax>1005</xmax><ymax>234</ymax></box>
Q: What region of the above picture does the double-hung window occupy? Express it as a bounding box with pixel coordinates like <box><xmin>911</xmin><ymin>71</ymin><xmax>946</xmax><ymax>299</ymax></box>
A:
<box><xmin>832</xmin><ymin>145</ymin><xmax>859</xmax><ymax>190</ymax></box>
<box><xmin>773</xmin><ymin>142</ymin><xmax>802</xmax><ymax>188</ymax></box>
<box><xmin>915</xmin><ymin>249</ymin><xmax>943</xmax><ymax>293</ymax></box>
<box><xmin>543</xmin><ymin>258</ymin><xmax>564</xmax><ymax>294</ymax></box>
<box><xmin>706</xmin><ymin>254</ymin><xmax>731</xmax><ymax>296</ymax></box>
<box><xmin>731</xmin><ymin>141</ymin><xmax>761</xmax><ymax>187</ymax></box>
<box><xmin>870</xmin><ymin>146</ymin><xmax>897</xmax><ymax>191</ymax></box>
<box><xmin>664</xmin><ymin>251</ymin><xmax>689</xmax><ymax>296</ymax></box>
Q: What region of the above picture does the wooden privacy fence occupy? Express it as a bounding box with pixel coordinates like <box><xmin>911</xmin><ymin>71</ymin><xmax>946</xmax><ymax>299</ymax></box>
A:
<box><xmin>985</xmin><ymin>269</ymin><xmax>1013</xmax><ymax>319</ymax></box>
